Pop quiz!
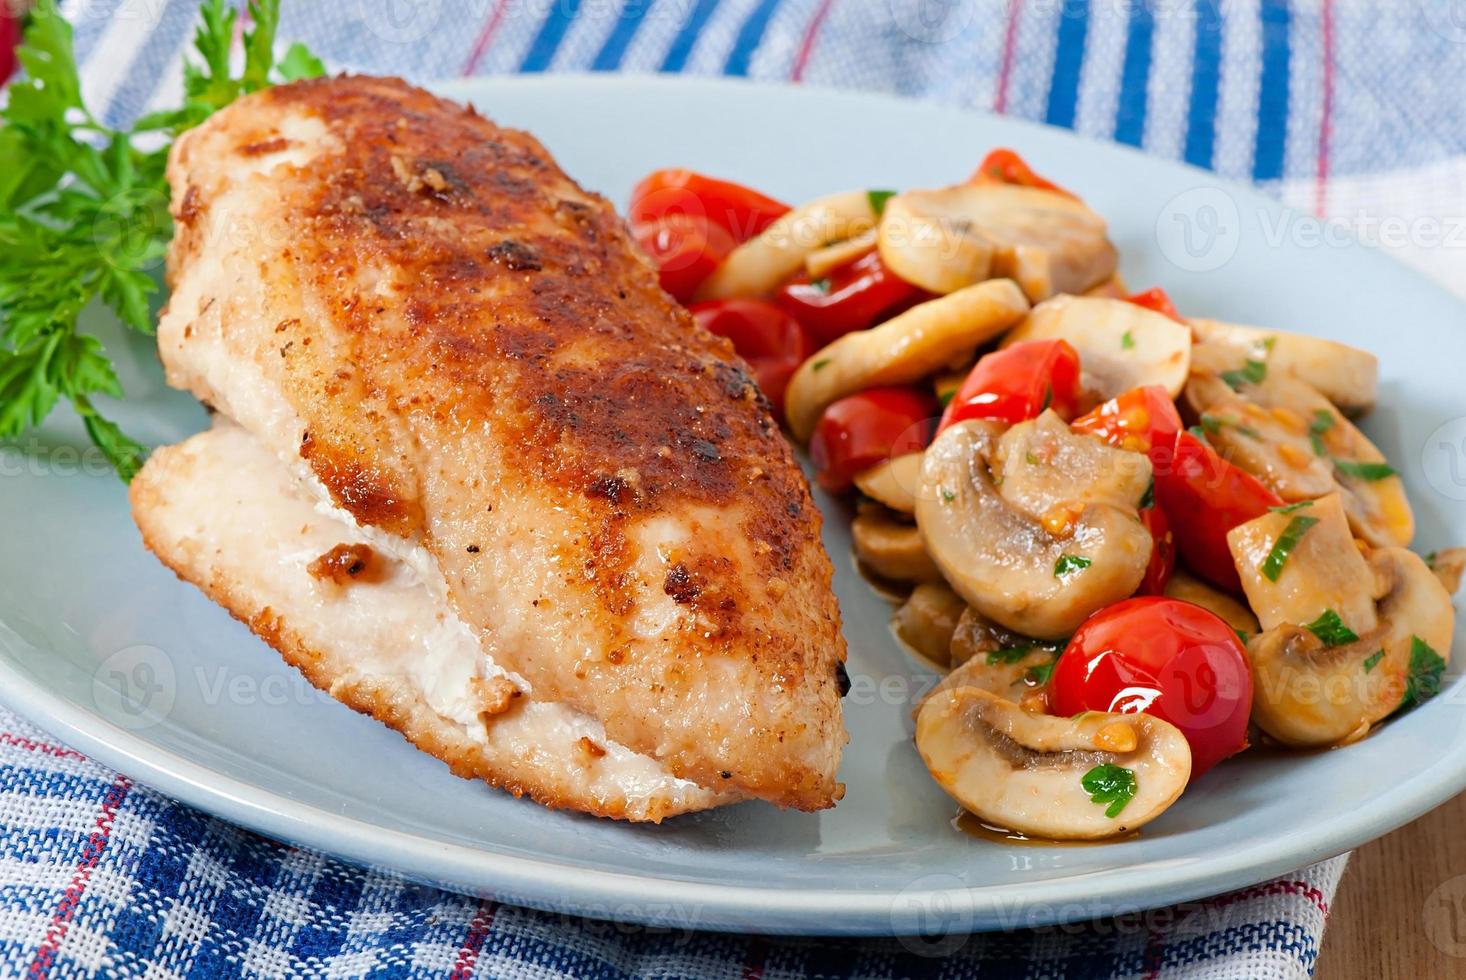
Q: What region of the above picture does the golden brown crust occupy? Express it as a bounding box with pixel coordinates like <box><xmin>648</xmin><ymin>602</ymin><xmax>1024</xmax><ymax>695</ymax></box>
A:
<box><xmin>161</xmin><ymin>76</ymin><xmax>846</xmax><ymax>809</ymax></box>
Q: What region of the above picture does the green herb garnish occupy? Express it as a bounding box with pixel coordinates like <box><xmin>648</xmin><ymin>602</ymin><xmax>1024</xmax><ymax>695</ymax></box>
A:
<box><xmin>1303</xmin><ymin>609</ymin><xmax>1359</xmax><ymax>647</ymax></box>
<box><xmin>1081</xmin><ymin>764</ymin><xmax>1137</xmax><ymax>819</ymax></box>
<box><xmin>1201</xmin><ymin>413</ymin><xmax>1261</xmax><ymax>439</ymax></box>
<box><xmin>1262</xmin><ymin>515</ymin><xmax>1319</xmax><ymax>581</ymax></box>
<box><xmin>0</xmin><ymin>0</ymin><xmax>324</xmax><ymax>478</ymax></box>
<box><xmin>1362</xmin><ymin>650</ymin><xmax>1384</xmax><ymax>673</ymax></box>
<box><xmin>1121</xmin><ymin>330</ymin><xmax>1135</xmax><ymax>350</ymax></box>
<box><xmin>811</xmin><ymin>358</ymin><xmax>831</xmax><ymax>371</ymax></box>
<box><xmin>866</xmin><ymin>189</ymin><xmax>897</xmax><ymax>217</ymax></box>
<box><xmin>1054</xmin><ymin>554</ymin><xmax>1092</xmax><ymax>578</ymax></box>
<box><xmin>940</xmin><ymin>488</ymin><xmax>956</xmax><ymax>502</ymax></box>
<box><xmin>1402</xmin><ymin>636</ymin><xmax>1447</xmax><ymax>708</ymax></box>
<box><xmin>1024</xmin><ymin>660</ymin><xmax>1057</xmax><ymax>686</ymax></box>
<box><xmin>1039</xmin><ymin>383</ymin><xmax>1054</xmax><ymax>413</ymax></box>
<box><xmin>810</xmin><ymin>277</ymin><xmax>832</xmax><ymax>294</ymax></box>
<box><xmin>1025</xmin><ymin>451</ymin><xmax>1039</xmax><ymax>465</ymax></box>
<box><xmin>1333</xmin><ymin>459</ymin><xmax>1397</xmax><ymax>481</ymax></box>
<box><xmin>986</xmin><ymin>647</ymin><xmax>1035</xmax><ymax>665</ymax></box>
<box><xmin>1139</xmin><ymin>477</ymin><xmax>1155</xmax><ymax>510</ymax></box>
<box><xmin>1219</xmin><ymin>359</ymin><xmax>1268</xmax><ymax>390</ymax></box>
<box><xmin>1270</xmin><ymin>500</ymin><xmax>1314</xmax><ymax>514</ymax></box>
<box><xmin>1309</xmin><ymin>410</ymin><xmax>1334</xmax><ymax>455</ymax></box>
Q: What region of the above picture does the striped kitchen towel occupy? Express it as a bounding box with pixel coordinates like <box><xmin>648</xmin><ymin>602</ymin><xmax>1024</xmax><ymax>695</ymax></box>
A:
<box><xmin>7</xmin><ymin>0</ymin><xmax>1459</xmax><ymax>976</ymax></box>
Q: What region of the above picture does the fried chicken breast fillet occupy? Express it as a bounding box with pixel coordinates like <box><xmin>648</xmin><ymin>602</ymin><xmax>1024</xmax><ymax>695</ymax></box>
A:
<box><xmin>134</xmin><ymin>75</ymin><xmax>847</xmax><ymax>816</ymax></box>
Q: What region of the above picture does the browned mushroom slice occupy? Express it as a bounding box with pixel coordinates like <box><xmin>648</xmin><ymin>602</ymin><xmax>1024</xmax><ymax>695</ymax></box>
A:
<box><xmin>916</xmin><ymin>687</ymin><xmax>1191</xmax><ymax>840</ymax></box>
<box><xmin>1163</xmin><ymin>569</ymin><xmax>1260</xmax><ymax>638</ymax></box>
<box><xmin>892</xmin><ymin>583</ymin><xmax>968</xmax><ymax>664</ymax></box>
<box><xmin>1430</xmin><ymin>547</ymin><xmax>1466</xmax><ymax>595</ymax></box>
<box><xmin>1246</xmin><ymin>548</ymin><xmax>1455</xmax><ymax>747</ymax></box>
<box><xmin>877</xmin><ymin>183</ymin><xmax>1117</xmax><ymax>301</ymax></box>
<box><xmin>1189</xmin><ymin>318</ymin><xmax>1378</xmax><ymax>415</ymax></box>
<box><xmin>915</xmin><ymin>413</ymin><xmax>1152</xmax><ymax>637</ymax></box>
<box><xmin>852</xmin><ymin>504</ymin><xmax>943</xmax><ymax>585</ymax></box>
<box><xmin>853</xmin><ymin>452</ymin><xmax>923</xmax><ymax>515</ymax></box>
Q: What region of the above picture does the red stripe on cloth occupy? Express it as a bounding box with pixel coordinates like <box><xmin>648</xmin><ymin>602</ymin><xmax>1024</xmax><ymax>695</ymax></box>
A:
<box><xmin>448</xmin><ymin>899</ymin><xmax>498</xmax><ymax>979</ymax></box>
<box><xmin>1314</xmin><ymin>0</ymin><xmax>1336</xmax><ymax>217</ymax></box>
<box><xmin>993</xmin><ymin>0</ymin><xmax>1024</xmax><ymax>114</ymax></box>
<box><xmin>0</xmin><ymin>732</ymin><xmax>89</xmax><ymax>763</ymax></box>
<box><xmin>1203</xmin><ymin>878</ymin><xmax>1331</xmax><ymax>918</ymax></box>
<box><xmin>740</xmin><ymin>936</ymin><xmax>767</xmax><ymax>980</ymax></box>
<box><xmin>25</xmin><ymin>775</ymin><xmax>133</xmax><ymax>980</ymax></box>
<box><xmin>790</xmin><ymin>0</ymin><xmax>837</xmax><ymax>82</ymax></box>
<box><xmin>461</xmin><ymin>0</ymin><xmax>513</xmax><ymax>77</ymax></box>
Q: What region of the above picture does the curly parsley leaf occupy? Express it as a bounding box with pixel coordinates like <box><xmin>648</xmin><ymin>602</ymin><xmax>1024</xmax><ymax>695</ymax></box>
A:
<box><xmin>0</xmin><ymin>0</ymin><xmax>324</xmax><ymax>479</ymax></box>
<box><xmin>1081</xmin><ymin>763</ymin><xmax>1137</xmax><ymax>819</ymax></box>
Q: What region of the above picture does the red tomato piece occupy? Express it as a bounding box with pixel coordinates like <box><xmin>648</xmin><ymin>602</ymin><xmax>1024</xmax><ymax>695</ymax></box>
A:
<box><xmin>689</xmin><ymin>299</ymin><xmax>812</xmax><ymax>421</ymax></box>
<box><xmin>1137</xmin><ymin>505</ymin><xmax>1175</xmax><ymax>596</ymax></box>
<box><xmin>1123</xmin><ymin>287</ymin><xmax>1185</xmax><ymax>323</ymax></box>
<box><xmin>632</xmin><ymin>215</ymin><xmax>736</xmax><ymax>305</ymax></box>
<box><xmin>776</xmin><ymin>251</ymin><xmax>928</xmax><ymax>346</ymax></box>
<box><xmin>1050</xmin><ymin>597</ymin><xmax>1252</xmax><ymax>778</ymax></box>
<box><xmin>1153</xmin><ymin>430</ymin><xmax>1284</xmax><ymax>593</ymax></box>
<box><xmin>968</xmin><ymin>148</ymin><xmax>1075</xmax><ymax>198</ymax></box>
<box><xmin>0</xmin><ymin>9</ymin><xmax>17</xmax><ymax>84</ymax></box>
<box><xmin>1070</xmin><ymin>385</ymin><xmax>1182</xmax><ymax>471</ymax></box>
<box><xmin>629</xmin><ymin>169</ymin><xmax>790</xmax><ymax>244</ymax></box>
<box><xmin>941</xmin><ymin>339</ymin><xmax>1083</xmax><ymax>430</ymax></box>
<box><xmin>809</xmin><ymin>387</ymin><xmax>937</xmax><ymax>493</ymax></box>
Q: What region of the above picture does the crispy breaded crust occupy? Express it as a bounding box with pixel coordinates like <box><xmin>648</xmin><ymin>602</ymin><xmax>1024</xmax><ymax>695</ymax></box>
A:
<box><xmin>157</xmin><ymin>76</ymin><xmax>847</xmax><ymax>808</ymax></box>
<box><xmin>131</xmin><ymin>423</ymin><xmax>731</xmax><ymax>822</ymax></box>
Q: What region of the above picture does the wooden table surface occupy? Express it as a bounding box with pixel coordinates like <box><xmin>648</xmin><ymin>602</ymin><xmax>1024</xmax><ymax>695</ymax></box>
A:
<box><xmin>1315</xmin><ymin>789</ymin><xmax>1466</xmax><ymax>978</ymax></box>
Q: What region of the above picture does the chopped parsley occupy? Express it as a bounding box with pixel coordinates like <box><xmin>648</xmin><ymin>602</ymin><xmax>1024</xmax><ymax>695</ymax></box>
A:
<box><xmin>986</xmin><ymin>647</ymin><xmax>1036</xmax><ymax>665</ymax></box>
<box><xmin>1303</xmin><ymin>609</ymin><xmax>1359</xmax><ymax>647</ymax></box>
<box><xmin>866</xmin><ymin>189</ymin><xmax>897</xmax><ymax>216</ymax></box>
<box><xmin>811</xmin><ymin>358</ymin><xmax>830</xmax><ymax>371</ymax></box>
<box><xmin>1201</xmin><ymin>413</ymin><xmax>1261</xmax><ymax>439</ymax></box>
<box><xmin>1081</xmin><ymin>764</ymin><xmax>1138</xmax><ymax>819</ymax></box>
<box><xmin>1401</xmin><ymin>636</ymin><xmax>1447</xmax><ymax>709</ymax></box>
<box><xmin>1333</xmin><ymin>459</ymin><xmax>1397</xmax><ymax>481</ymax></box>
<box><xmin>1040</xmin><ymin>383</ymin><xmax>1054</xmax><ymax>413</ymax></box>
<box><xmin>1362</xmin><ymin>650</ymin><xmax>1385</xmax><ymax>673</ymax></box>
<box><xmin>1309</xmin><ymin>410</ymin><xmax>1335</xmax><ymax>455</ymax></box>
<box><xmin>1234</xmin><ymin>628</ymin><xmax>1251</xmax><ymax>644</ymax></box>
<box><xmin>1220</xmin><ymin>358</ymin><xmax>1268</xmax><ymax>390</ymax></box>
<box><xmin>810</xmin><ymin>277</ymin><xmax>832</xmax><ymax>294</ymax></box>
<box><xmin>940</xmin><ymin>488</ymin><xmax>956</xmax><ymax>502</ymax></box>
<box><xmin>1270</xmin><ymin>500</ymin><xmax>1314</xmax><ymax>514</ymax></box>
<box><xmin>938</xmin><ymin>388</ymin><xmax>956</xmax><ymax>407</ymax></box>
<box><xmin>1121</xmin><ymin>330</ymin><xmax>1136</xmax><ymax>350</ymax></box>
<box><xmin>1025</xmin><ymin>451</ymin><xmax>1040</xmax><ymax>465</ymax></box>
<box><xmin>1262</xmin><ymin>515</ymin><xmax>1320</xmax><ymax>581</ymax></box>
<box><xmin>1188</xmin><ymin>423</ymin><xmax>1210</xmax><ymax>443</ymax></box>
<box><xmin>1139</xmin><ymin>477</ymin><xmax>1155</xmax><ymax>510</ymax></box>
<box><xmin>1054</xmin><ymin>554</ymin><xmax>1092</xmax><ymax>578</ymax></box>
<box><xmin>1024</xmin><ymin>660</ymin><xmax>1058</xmax><ymax>686</ymax></box>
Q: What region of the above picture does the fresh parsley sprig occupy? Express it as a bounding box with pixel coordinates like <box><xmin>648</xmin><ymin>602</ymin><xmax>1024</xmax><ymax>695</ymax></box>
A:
<box><xmin>0</xmin><ymin>0</ymin><xmax>323</xmax><ymax>479</ymax></box>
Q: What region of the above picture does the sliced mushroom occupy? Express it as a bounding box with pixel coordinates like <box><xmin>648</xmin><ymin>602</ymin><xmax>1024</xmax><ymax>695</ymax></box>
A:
<box><xmin>1189</xmin><ymin>370</ymin><xmax>1413</xmax><ymax>547</ymax></box>
<box><xmin>892</xmin><ymin>583</ymin><xmax>968</xmax><ymax>664</ymax></box>
<box><xmin>805</xmin><ymin>228</ymin><xmax>877</xmax><ymax>278</ymax></box>
<box><xmin>1002</xmin><ymin>295</ymin><xmax>1192</xmax><ymax>399</ymax></box>
<box><xmin>1247</xmin><ymin>547</ymin><xmax>1455</xmax><ymax>747</ymax></box>
<box><xmin>877</xmin><ymin>183</ymin><xmax>1117</xmax><ymax>301</ymax></box>
<box><xmin>1430</xmin><ymin>547</ymin><xmax>1466</xmax><ymax>595</ymax></box>
<box><xmin>695</xmin><ymin>190</ymin><xmax>879</xmax><ymax>301</ymax></box>
<box><xmin>784</xmin><ymin>278</ymin><xmax>1030</xmax><ymax>441</ymax></box>
<box><xmin>916</xmin><ymin>687</ymin><xmax>1191</xmax><ymax>839</ymax></box>
<box><xmin>1227</xmin><ymin>492</ymin><xmax>1380</xmax><ymax>635</ymax></box>
<box><xmin>1189</xmin><ymin>318</ymin><xmax>1378</xmax><ymax>415</ymax></box>
<box><xmin>853</xmin><ymin>452</ymin><xmax>923</xmax><ymax>514</ymax></box>
<box><xmin>1083</xmin><ymin>276</ymin><xmax>1129</xmax><ymax>299</ymax></box>
<box><xmin>928</xmin><ymin>638</ymin><xmax>1058</xmax><ymax>709</ymax></box>
<box><xmin>915</xmin><ymin>413</ymin><xmax>1153</xmax><ymax>637</ymax></box>
<box><xmin>949</xmin><ymin>604</ymin><xmax>1032</xmax><ymax>667</ymax></box>
<box><xmin>1163</xmin><ymin>569</ymin><xmax>1261</xmax><ymax>637</ymax></box>
<box><xmin>852</xmin><ymin>504</ymin><xmax>943</xmax><ymax>584</ymax></box>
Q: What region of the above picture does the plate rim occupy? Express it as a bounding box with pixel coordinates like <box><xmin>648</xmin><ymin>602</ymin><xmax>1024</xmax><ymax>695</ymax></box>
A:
<box><xmin>5</xmin><ymin>72</ymin><xmax>1466</xmax><ymax>936</ymax></box>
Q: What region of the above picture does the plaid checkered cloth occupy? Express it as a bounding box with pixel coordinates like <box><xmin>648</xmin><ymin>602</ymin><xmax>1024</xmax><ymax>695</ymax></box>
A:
<box><xmin>13</xmin><ymin>0</ymin><xmax>1466</xmax><ymax>975</ymax></box>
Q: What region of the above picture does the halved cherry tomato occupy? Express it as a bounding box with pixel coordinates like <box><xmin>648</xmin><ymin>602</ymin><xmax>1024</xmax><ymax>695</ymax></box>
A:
<box><xmin>1071</xmin><ymin>385</ymin><xmax>1182</xmax><ymax>472</ymax></box>
<box><xmin>1049</xmin><ymin>597</ymin><xmax>1253</xmax><ymax>779</ymax></box>
<box><xmin>689</xmin><ymin>299</ymin><xmax>811</xmax><ymax>421</ymax></box>
<box><xmin>632</xmin><ymin>215</ymin><xmax>736</xmax><ymax>304</ymax></box>
<box><xmin>968</xmin><ymin>148</ymin><xmax>1075</xmax><ymax>198</ymax></box>
<box><xmin>940</xmin><ymin>339</ymin><xmax>1082</xmax><ymax>430</ymax></box>
<box><xmin>629</xmin><ymin>169</ymin><xmax>790</xmax><ymax>244</ymax></box>
<box><xmin>809</xmin><ymin>387</ymin><xmax>937</xmax><ymax>493</ymax></box>
<box><xmin>1123</xmin><ymin>287</ymin><xmax>1185</xmax><ymax>324</ymax></box>
<box><xmin>1138</xmin><ymin>504</ymin><xmax>1175</xmax><ymax>596</ymax></box>
<box><xmin>1153</xmin><ymin>430</ymin><xmax>1284</xmax><ymax>593</ymax></box>
<box><xmin>776</xmin><ymin>251</ymin><xmax>928</xmax><ymax>346</ymax></box>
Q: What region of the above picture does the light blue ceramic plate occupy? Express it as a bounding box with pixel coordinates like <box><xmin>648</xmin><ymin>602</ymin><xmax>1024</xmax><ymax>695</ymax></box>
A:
<box><xmin>2</xmin><ymin>76</ymin><xmax>1464</xmax><ymax>936</ymax></box>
